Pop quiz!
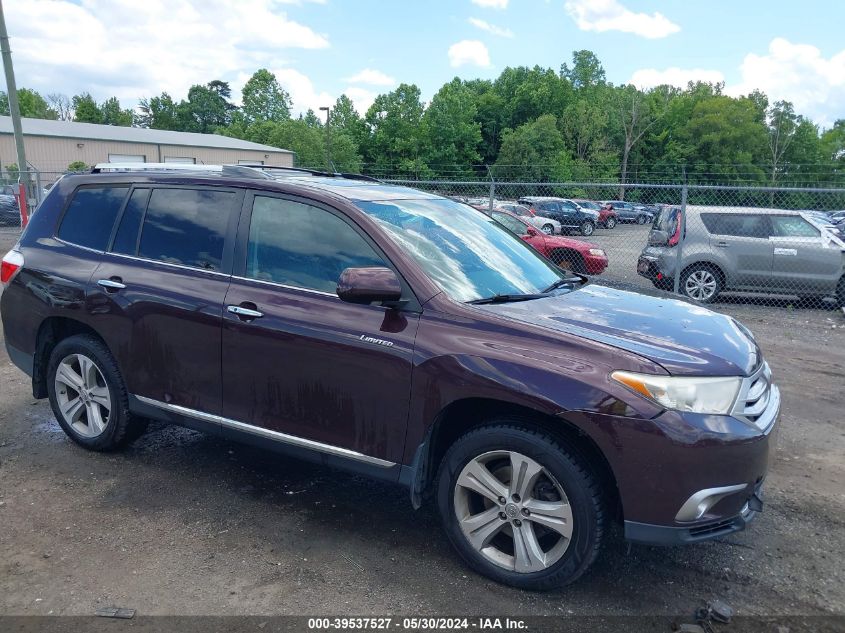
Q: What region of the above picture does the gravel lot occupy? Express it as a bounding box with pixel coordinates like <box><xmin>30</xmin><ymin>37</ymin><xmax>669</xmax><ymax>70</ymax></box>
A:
<box><xmin>1</xmin><ymin>225</ymin><xmax>843</xmax><ymax>622</ymax></box>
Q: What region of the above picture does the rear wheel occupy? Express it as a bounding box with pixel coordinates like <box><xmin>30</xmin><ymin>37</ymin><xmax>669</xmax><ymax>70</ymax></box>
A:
<box><xmin>47</xmin><ymin>334</ymin><xmax>148</xmax><ymax>451</ymax></box>
<box><xmin>604</xmin><ymin>217</ymin><xmax>616</xmax><ymax>229</ymax></box>
<box><xmin>541</xmin><ymin>223</ymin><xmax>554</xmax><ymax>235</ymax></box>
<box><xmin>436</xmin><ymin>424</ymin><xmax>605</xmax><ymax>590</ymax></box>
<box><xmin>579</xmin><ymin>220</ymin><xmax>595</xmax><ymax>236</ymax></box>
<box><xmin>680</xmin><ymin>264</ymin><xmax>722</xmax><ymax>303</ymax></box>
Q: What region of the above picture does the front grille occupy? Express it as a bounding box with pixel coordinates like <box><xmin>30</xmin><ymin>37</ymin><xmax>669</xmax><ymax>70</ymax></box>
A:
<box><xmin>689</xmin><ymin>518</ymin><xmax>736</xmax><ymax>537</ymax></box>
<box><xmin>732</xmin><ymin>362</ymin><xmax>774</xmax><ymax>429</ymax></box>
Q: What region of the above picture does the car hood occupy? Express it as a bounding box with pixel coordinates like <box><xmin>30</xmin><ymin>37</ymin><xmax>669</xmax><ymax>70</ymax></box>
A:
<box><xmin>477</xmin><ymin>284</ymin><xmax>760</xmax><ymax>376</ymax></box>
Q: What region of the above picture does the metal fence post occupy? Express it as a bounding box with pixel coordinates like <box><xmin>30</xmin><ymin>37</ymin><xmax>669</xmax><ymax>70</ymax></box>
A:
<box><xmin>672</xmin><ymin>179</ymin><xmax>688</xmax><ymax>295</ymax></box>
<box><xmin>487</xmin><ymin>165</ymin><xmax>495</xmax><ymax>213</ymax></box>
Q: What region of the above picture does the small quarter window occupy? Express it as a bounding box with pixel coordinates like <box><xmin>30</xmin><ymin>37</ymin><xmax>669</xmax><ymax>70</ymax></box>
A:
<box><xmin>58</xmin><ymin>186</ymin><xmax>129</xmax><ymax>250</ymax></box>
<box><xmin>111</xmin><ymin>189</ymin><xmax>150</xmax><ymax>255</ymax></box>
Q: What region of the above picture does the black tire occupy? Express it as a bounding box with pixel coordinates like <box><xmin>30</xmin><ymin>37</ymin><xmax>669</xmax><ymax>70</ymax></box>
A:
<box><xmin>604</xmin><ymin>217</ymin><xmax>616</xmax><ymax>229</ymax></box>
<box><xmin>837</xmin><ymin>277</ymin><xmax>845</xmax><ymax>309</ymax></box>
<box><xmin>679</xmin><ymin>264</ymin><xmax>723</xmax><ymax>304</ymax></box>
<box><xmin>579</xmin><ymin>220</ymin><xmax>595</xmax><ymax>236</ymax></box>
<box><xmin>636</xmin><ymin>214</ymin><xmax>647</xmax><ymax>225</ymax></box>
<box><xmin>46</xmin><ymin>334</ymin><xmax>148</xmax><ymax>451</ymax></box>
<box><xmin>541</xmin><ymin>223</ymin><xmax>555</xmax><ymax>235</ymax></box>
<box><xmin>436</xmin><ymin>423</ymin><xmax>605</xmax><ymax>591</ymax></box>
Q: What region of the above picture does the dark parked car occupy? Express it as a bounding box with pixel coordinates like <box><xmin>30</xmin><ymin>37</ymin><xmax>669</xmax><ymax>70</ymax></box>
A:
<box><xmin>517</xmin><ymin>197</ymin><xmax>598</xmax><ymax>236</ymax></box>
<box><xmin>0</xmin><ymin>184</ymin><xmax>19</xmax><ymax>226</ymax></box>
<box><xmin>602</xmin><ymin>200</ymin><xmax>652</xmax><ymax>225</ymax></box>
<box><xmin>2</xmin><ymin>165</ymin><xmax>779</xmax><ymax>590</ymax></box>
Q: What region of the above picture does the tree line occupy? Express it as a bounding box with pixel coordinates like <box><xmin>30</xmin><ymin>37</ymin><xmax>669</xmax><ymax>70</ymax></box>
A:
<box><xmin>2</xmin><ymin>50</ymin><xmax>844</xmax><ymax>187</ymax></box>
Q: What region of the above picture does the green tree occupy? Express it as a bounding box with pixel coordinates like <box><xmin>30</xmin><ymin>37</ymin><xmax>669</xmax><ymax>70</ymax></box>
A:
<box><xmin>361</xmin><ymin>83</ymin><xmax>426</xmax><ymax>174</ymax></box>
<box><xmin>177</xmin><ymin>83</ymin><xmax>231</xmax><ymax>133</ymax></box>
<box><xmin>67</xmin><ymin>160</ymin><xmax>88</xmax><ymax>172</ymax></box>
<box><xmin>495</xmin><ymin>114</ymin><xmax>568</xmax><ymax>181</ymax></box>
<box><xmin>421</xmin><ymin>78</ymin><xmax>482</xmax><ymax>177</ymax></box>
<box><xmin>136</xmin><ymin>93</ymin><xmax>180</xmax><ymax>129</ymax></box>
<box><xmin>241</xmin><ymin>69</ymin><xmax>291</xmax><ymax>124</ymax></box>
<box><xmin>612</xmin><ymin>85</ymin><xmax>669</xmax><ymax>196</ymax></box>
<box><xmin>0</xmin><ymin>88</ymin><xmax>57</xmax><ymax>119</ymax></box>
<box><xmin>100</xmin><ymin>97</ymin><xmax>133</xmax><ymax>126</ymax></box>
<box><xmin>494</xmin><ymin>66</ymin><xmax>572</xmax><ymax>130</ymax></box>
<box><xmin>561</xmin><ymin>50</ymin><xmax>606</xmax><ymax>90</ymax></box>
<box><xmin>465</xmin><ymin>79</ymin><xmax>506</xmax><ymax>165</ymax></box>
<box><xmin>72</xmin><ymin>93</ymin><xmax>102</xmax><ymax>123</ymax></box>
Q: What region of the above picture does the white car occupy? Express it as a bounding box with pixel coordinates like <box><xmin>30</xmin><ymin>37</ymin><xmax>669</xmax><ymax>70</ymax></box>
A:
<box><xmin>495</xmin><ymin>202</ymin><xmax>561</xmax><ymax>235</ymax></box>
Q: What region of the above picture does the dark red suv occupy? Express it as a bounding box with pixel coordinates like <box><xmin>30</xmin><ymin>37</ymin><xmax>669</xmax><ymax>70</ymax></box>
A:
<box><xmin>1</xmin><ymin>165</ymin><xmax>779</xmax><ymax>590</ymax></box>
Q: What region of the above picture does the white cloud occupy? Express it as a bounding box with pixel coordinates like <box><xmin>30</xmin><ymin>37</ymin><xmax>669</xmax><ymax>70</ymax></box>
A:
<box><xmin>629</xmin><ymin>67</ymin><xmax>725</xmax><ymax>90</ymax></box>
<box><xmin>726</xmin><ymin>38</ymin><xmax>845</xmax><ymax>127</ymax></box>
<box><xmin>471</xmin><ymin>0</ymin><xmax>508</xmax><ymax>8</ymax></box>
<box><xmin>448</xmin><ymin>40</ymin><xmax>491</xmax><ymax>68</ymax></box>
<box><xmin>272</xmin><ymin>68</ymin><xmax>334</xmax><ymax>115</ymax></box>
<box><xmin>345</xmin><ymin>68</ymin><xmax>397</xmax><ymax>87</ymax></box>
<box><xmin>468</xmin><ymin>18</ymin><xmax>513</xmax><ymax>38</ymax></box>
<box><xmin>5</xmin><ymin>0</ymin><xmax>328</xmax><ymax>106</ymax></box>
<box><xmin>343</xmin><ymin>87</ymin><xmax>378</xmax><ymax>115</ymax></box>
<box><xmin>564</xmin><ymin>0</ymin><xmax>680</xmax><ymax>39</ymax></box>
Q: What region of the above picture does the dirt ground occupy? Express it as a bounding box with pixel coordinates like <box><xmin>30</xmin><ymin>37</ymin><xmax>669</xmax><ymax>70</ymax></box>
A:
<box><xmin>0</xmin><ymin>226</ymin><xmax>843</xmax><ymax>621</ymax></box>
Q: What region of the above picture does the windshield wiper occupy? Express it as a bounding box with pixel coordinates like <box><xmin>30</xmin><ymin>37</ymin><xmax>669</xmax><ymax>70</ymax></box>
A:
<box><xmin>467</xmin><ymin>293</ymin><xmax>548</xmax><ymax>305</ymax></box>
<box><xmin>542</xmin><ymin>275</ymin><xmax>586</xmax><ymax>294</ymax></box>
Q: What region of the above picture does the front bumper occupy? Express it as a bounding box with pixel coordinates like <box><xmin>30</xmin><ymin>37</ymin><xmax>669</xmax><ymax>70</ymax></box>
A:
<box><xmin>625</xmin><ymin>482</ymin><xmax>764</xmax><ymax>545</ymax></box>
<box><xmin>585</xmin><ymin>254</ymin><xmax>608</xmax><ymax>275</ymax></box>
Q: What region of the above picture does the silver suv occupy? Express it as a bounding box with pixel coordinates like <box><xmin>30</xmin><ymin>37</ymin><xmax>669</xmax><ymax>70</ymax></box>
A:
<box><xmin>638</xmin><ymin>205</ymin><xmax>845</xmax><ymax>305</ymax></box>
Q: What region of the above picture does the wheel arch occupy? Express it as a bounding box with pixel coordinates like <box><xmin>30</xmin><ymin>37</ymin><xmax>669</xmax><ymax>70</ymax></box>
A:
<box><xmin>548</xmin><ymin>247</ymin><xmax>587</xmax><ymax>274</ymax></box>
<box><xmin>32</xmin><ymin>316</ymin><xmax>108</xmax><ymax>399</ymax></box>
<box><xmin>406</xmin><ymin>397</ymin><xmax>621</xmax><ymax>521</ymax></box>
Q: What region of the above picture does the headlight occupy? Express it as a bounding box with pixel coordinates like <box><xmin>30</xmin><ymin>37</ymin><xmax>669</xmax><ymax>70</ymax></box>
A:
<box><xmin>588</xmin><ymin>248</ymin><xmax>606</xmax><ymax>257</ymax></box>
<box><xmin>611</xmin><ymin>371</ymin><xmax>742</xmax><ymax>414</ymax></box>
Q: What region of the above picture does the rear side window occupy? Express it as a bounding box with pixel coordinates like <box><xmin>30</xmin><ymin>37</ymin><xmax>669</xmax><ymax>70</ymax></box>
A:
<box><xmin>138</xmin><ymin>188</ymin><xmax>235</xmax><ymax>271</ymax></box>
<box><xmin>111</xmin><ymin>188</ymin><xmax>150</xmax><ymax>255</ymax></box>
<box><xmin>702</xmin><ymin>213</ymin><xmax>770</xmax><ymax>238</ymax></box>
<box><xmin>57</xmin><ymin>186</ymin><xmax>128</xmax><ymax>250</ymax></box>
<box><xmin>245</xmin><ymin>196</ymin><xmax>386</xmax><ymax>293</ymax></box>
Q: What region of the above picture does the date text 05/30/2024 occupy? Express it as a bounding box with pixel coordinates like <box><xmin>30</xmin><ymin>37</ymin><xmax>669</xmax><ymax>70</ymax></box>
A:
<box><xmin>307</xmin><ymin>617</ymin><xmax>528</xmax><ymax>630</ymax></box>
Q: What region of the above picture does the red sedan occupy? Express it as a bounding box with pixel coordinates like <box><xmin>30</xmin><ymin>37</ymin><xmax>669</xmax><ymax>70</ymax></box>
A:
<box><xmin>491</xmin><ymin>210</ymin><xmax>608</xmax><ymax>275</ymax></box>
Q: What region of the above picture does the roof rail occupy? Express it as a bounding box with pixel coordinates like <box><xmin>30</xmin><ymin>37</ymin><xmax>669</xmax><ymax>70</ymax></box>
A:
<box><xmin>90</xmin><ymin>162</ymin><xmax>381</xmax><ymax>183</ymax></box>
<box><xmin>235</xmin><ymin>163</ymin><xmax>382</xmax><ymax>183</ymax></box>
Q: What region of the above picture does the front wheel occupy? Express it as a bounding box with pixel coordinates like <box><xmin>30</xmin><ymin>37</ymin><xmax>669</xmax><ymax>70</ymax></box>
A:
<box><xmin>437</xmin><ymin>424</ymin><xmax>605</xmax><ymax>590</ymax></box>
<box><xmin>541</xmin><ymin>223</ymin><xmax>554</xmax><ymax>235</ymax></box>
<box><xmin>604</xmin><ymin>217</ymin><xmax>616</xmax><ymax>229</ymax></box>
<box><xmin>636</xmin><ymin>214</ymin><xmax>647</xmax><ymax>225</ymax></box>
<box><xmin>579</xmin><ymin>220</ymin><xmax>595</xmax><ymax>236</ymax></box>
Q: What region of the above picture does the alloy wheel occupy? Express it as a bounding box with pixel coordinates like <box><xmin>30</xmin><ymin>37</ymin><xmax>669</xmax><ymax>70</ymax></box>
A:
<box><xmin>453</xmin><ymin>450</ymin><xmax>573</xmax><ymax>573</ymax></box>
<box><xmin>541</xmin><ymin>224</ymin><xmax>554</xmax><ymax>235</ymax></box>
<box><xmin>605</xmin><ymin>217</ymin><xmax>616</xmax><ymax>229</ymax></box>
<box><xmin>684</xmin><ymin>269</ymin><xmax>717</xmax><ymax>301</ymax></box>
<box><xmin>54</xmin><ymin>353</ymin><xmax>111</xmax><ymax>438</ymax></box>
<box><xmin>580</xmin><ymin>221</ymin><xmax>594</xmax><ymax>236</ymax></box>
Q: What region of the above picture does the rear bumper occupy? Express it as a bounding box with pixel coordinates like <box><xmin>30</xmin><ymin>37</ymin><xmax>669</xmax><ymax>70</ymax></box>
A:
<box><xmin>4</xmin><ymin>340</ymin><xmax>33</xmax><ymax>377</ymax></box>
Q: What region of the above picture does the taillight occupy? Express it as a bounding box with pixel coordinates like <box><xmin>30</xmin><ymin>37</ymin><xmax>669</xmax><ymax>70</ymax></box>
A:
<box><xmin>668</xmin><ymin>210</ymin><xmax>683</xmax><ymax>247</ymax></box>
<box><xmin>1</xmin><ymin>249</ymin><xmax>24</xmax><ymax>285</ymax></box>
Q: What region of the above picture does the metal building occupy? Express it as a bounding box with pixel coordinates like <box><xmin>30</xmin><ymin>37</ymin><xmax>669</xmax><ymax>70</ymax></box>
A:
<box><xmin>0</xmin><ymin>116</ymin><xmax>294</xmax><ymax>179</ymax></box>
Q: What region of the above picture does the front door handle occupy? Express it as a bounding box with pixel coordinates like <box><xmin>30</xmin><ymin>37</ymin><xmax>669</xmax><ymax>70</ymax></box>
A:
<box><xmin>714</xmin><ymin>241</ymin><xmax>730</xmax><ymax>248</ymax></box>
<box><xmin>227</xmin><ymin>304</ymin><xmax>264</xmax><ymax>319</ymax></box>
<box><xmin>97</xmin><ymin>278</ymin><xmax>126</xmax><ymax>291</ymax></box>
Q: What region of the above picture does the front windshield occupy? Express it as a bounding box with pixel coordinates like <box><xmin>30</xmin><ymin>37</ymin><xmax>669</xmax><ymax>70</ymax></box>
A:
<box><xmin>356</xmin><ymin>198</ymin><xmax>564</xmax><ymax>302</ymax></box>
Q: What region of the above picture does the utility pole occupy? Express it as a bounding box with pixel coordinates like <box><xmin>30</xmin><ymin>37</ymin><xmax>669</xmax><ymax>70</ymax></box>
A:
<box><xmin>319</xmin><ymin>105</ymin><xmax>331</xmax><ymax>172</ymax></box>
<box><xmin>0</xmin><ymin>0</ymin><xmax>29</xmax><ymax>190</ymax></box>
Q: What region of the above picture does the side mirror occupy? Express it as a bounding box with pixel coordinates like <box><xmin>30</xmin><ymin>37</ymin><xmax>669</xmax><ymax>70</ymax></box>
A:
<box><xmin>648</xmin><ymin>229</ymin><xmax>669</xmax><ymax>246</ymax></box>
<box><xmin>526</xmin><ymin>227</ymin><xmax>539</xmax><ymax>236</ymax></box>
<box><xmin>337</xmin><ymin>267</ymin><xmax>402</xmax><ymax>305</ymax></box>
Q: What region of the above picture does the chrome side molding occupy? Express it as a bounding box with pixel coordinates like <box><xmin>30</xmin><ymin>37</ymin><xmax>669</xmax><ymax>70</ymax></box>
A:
<box><xmin>134</xmin><ymin>395</ymin><xmax>395</xmax><ymax>468</ymax></box>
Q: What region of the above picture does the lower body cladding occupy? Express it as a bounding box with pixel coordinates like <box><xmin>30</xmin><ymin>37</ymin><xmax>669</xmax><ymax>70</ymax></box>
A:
<box><xmin>564</xmin><ymin>384</ymin><xmax>779</xmax><ymax>546</ymax></box>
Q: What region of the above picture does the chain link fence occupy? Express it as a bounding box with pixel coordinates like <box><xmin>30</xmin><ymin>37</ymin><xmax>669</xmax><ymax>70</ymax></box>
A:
<box><xmin>384</xmin><ymin>178</ymin><xmax>845</xmax><ymax>312</ymax></box>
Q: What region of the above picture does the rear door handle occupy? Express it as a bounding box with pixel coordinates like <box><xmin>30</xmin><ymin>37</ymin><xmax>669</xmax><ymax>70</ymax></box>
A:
<box><xmin>97</xmin><ymin>278</ymin><xmax>126</xmax><ymax>290</ymax></box>
<box><xmin>227</xmin><ymin>305</ymin><xmax>264</xmax><ymax>319</ymax></box>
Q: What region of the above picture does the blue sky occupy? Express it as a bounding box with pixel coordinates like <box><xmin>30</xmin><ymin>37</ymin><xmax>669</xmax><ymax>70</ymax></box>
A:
<box><xmin>7</xmin><ymin>0</ymin><xmax>845</xmax><ymax>126</ymax></box>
